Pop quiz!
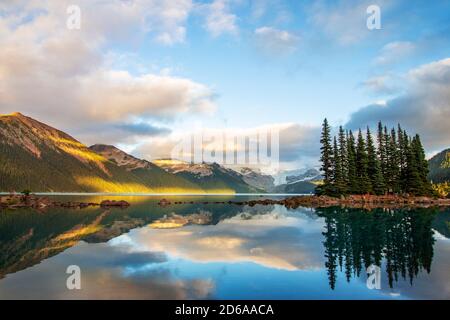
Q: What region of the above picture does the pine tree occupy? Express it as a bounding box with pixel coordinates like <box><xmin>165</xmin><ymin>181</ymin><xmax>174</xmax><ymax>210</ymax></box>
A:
<box><xmin>338</xmin><ymin>126</ymin><xmax>348</xmax><ymax>194</ymax></box>
<box><xmin>401</xmin><ymin>129</ymin><xmax>411</xmax><ymax>193</ymax></box>
<box><xmin>387</xmin><ymin>128</ymin><xmax>400</xmax><ymax>193</ymax></box>
<box><xmin>318</xmin><ymin>118</ymin><xmax>333</xmax><ymax>195</ymax></box>
<box><xmin>332</xmin><ymin>137</ymin><xmax>346</xmax><ymax>195</ymax></box>
<box><xmin>366</xmin><ymin>127</ymin><xmax>385</xmax><ymax>195</ymax></box>
<box><xmin>377</xmin><ymin>122</ymin><xmax>387</xmax><ymax>180</ymax></box>
<box><xmin>355</xmin><ymin>129</ymin><xmax>371</xmax><ymax>194</ymax></box>
<box><xmin>411</xmin><ymin>135</ymin><xmax>433</xmax><ymax>195</ymax></box>
<box><xmin>346</xmin><ymin>130</ymin><xmax>358</xmax><ymax>194</ymax></box>
<box><xmin>397</xmin><ymin>125</ymin><xmax>408</xmax><ymax>192</ymax></box>
<box><xmin>405</xmin><ymin>137</ymin><xmax>423</xmax><ymax>195</ymax></box>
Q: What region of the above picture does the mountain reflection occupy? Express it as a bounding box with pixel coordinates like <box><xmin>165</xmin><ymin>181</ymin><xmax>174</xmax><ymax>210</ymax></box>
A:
<box><xmin>0</xmin><ymin>196</ymin><xmax>449</xmax><ymax>299</ymax></box>
<box><xmin>316</xmin><ymin>207</ymin><xmax>437</xmax><ymax>290</ymax></box>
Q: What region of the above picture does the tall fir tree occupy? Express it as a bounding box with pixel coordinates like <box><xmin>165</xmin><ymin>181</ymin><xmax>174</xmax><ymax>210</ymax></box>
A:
<box><xmin>411</xmin><ymin>135</ymin><xmax>433</xmax><ymax>195</ymax></box>
<box><xmin>366</xmin><ymin>127</ymin><xmax>385</xmax><ymax>195</ymax></box>
<box><xmin>377</xmin><ymin>122</ymin><xmax>388</xmax><ymax>182</ymax></box>
<box><xmin>332</xmin><ymin>137</ymin><xmax>346</xmax><ymax>195</ymax></box>
<box><xmin>318</xmin><ymin>118</ymin><xmax>333</xmax><ymax>195</ymax></box>
<box><xmin>386</xmin><ymin>128</ymin><xmax>400</xmax><ymax>193</ymax></box>
<box><xmin>397</xmin><ymin>125</ymin><xmax>408</xmax><ymax>192</ymax></box>
<box><xmin>338</xmin><ymin>126</ymin><xmax>348</xmax><ymax>194</ymax></box>
<box><xmin>346</xmin><ymin>130</ymin><xmax>358</xmax><ymax>194</ymax></box>
<box><xmin>401</xmin><ymin>129</ymin><xmax>411</xmax><ymax>193</ymax></box>
<box><xmin>405</xmin><ymin>136</ymin><xmax>423</xmax><ymax>195</ymax></box>
<box><xmin>355</xmin><ymin>129</ymin><xmax>371</xmax><ymax>194</ymax></box>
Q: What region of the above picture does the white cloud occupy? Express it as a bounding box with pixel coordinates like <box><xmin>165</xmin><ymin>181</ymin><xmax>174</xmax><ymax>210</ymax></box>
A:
<box><xmin>374</xmin><ymin>41</ymin><xmax>416</xmax><ymax>66</ymax></box>
<box><xmin>360</xmin><ymin>74</ymin><xmax>402</xmax><ymax>96</ymax></box>
<box><xmin>0</xmin><ymin>0</ymin><xmax>215</xmax><ymax>145</ymax></box>
<box><xmin>347</xmin><ymin>58</ymin><xmax>450</xmax><ymax>153</ymax></box>
<box><xmin>254</xmin><ymin>27</ymin><xmax>299</xmax><ymax>56</ymax></box>
<box><xmin>133</xmin><ymin>122</ymin><xmax>320</xmax><ymax>171</ymax></box>
<box><xmin>200</xmin><ymin>0</ymin><xmax>238</xmax><ymax>37</ymax></box>
<box><xmin>308</xmin><ymin>0</ymin><xmax>392</xmax><ymax>45</ymax></box>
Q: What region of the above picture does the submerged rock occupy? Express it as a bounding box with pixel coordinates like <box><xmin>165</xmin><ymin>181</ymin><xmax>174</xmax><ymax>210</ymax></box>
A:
<box><xmin>100</xmin><ymin>200</ymin><xmax>130</xmax><ymax>208</ymax></box>
<box><xmin>158</xmin><ymin>198</ymin><xmax>171</xmax><ymax>207</ymax></box>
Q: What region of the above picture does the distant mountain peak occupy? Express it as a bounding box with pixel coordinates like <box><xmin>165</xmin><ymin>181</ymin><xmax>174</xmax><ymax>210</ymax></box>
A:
<box><xmin>89</xmin><ymin>144</ymin><xmax>150</xmax><ymax>171</ymax></box>
<box><xmin>153</xmin><ymin>159</ymin><xmax>215</xmax><ymax>177</ymax></box>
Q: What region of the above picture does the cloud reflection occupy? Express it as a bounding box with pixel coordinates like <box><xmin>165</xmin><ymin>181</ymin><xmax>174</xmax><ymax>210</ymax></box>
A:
<box><xmin>115</xmin><ymin>209</ymin><xmax>325</xmax><ymax>271</ymax></box>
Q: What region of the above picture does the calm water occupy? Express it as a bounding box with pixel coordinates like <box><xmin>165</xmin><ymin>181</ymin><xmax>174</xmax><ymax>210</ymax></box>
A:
<box><xmin>0</xmin><ymin>195</ymin><xmax>449</xmax><ymax>300</ymax></box>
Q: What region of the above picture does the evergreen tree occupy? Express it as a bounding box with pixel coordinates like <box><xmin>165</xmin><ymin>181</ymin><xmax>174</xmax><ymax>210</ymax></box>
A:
<box><xmin>366</xmin><ymin>127</ymin><xmax>385</xmax><ymax>195</ymax></box>
<box><xmin>411</xmin><ymin>135</ymin><xmax>433</xmax><ymax>195</ymax></box>
<box><xmin>405</xmin><ymin>137</ymin><xmax>423</xmax><ymax>195</ymax></box>
<box><xmin>377</xmin><ymin>122</ymin><xmax>387</xmax><ymax>180</ymax></box>
<box><xmin>318</xmin><ymin>118</ymin><xmax>333</xmax><ymax>195</ymax></box>
<box><xmin>355</xmin><ymin>129</ymin><xmax>371</xmax><ymax>194</ymax></box>
<box><xmin>388</xmin><ymin>128</ymin><xmax>400</xmax><ymax>193</ymax></box>
<box><xmin>346</xmin><ymin>130</ymin><xmax>358</xmax><ymax>194</ymax></box>
<box><xmin>397</xmin><ymin>125</ymin><xmax>408</xmax><ymax>192</ymax></box>
<box><xmin>316</xmin><ymin>121</ymin><xmax>433</xmax><ymax>197</ymax></box>
<box><xmin>332</xmin><ymin>137</ymin><xmax>346</xmax><ymax>195</ymax></box>
<box><xmin>338</xmin><ymin>126</ymin><xmax>348</xmax><ymax>194</ymax></box>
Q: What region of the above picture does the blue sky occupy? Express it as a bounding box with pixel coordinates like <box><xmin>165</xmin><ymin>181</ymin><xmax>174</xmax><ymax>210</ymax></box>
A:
<box><xmin>1</xmin><ymin>0</ymin><xmax>449</xmax><ymax>169</ymax></box>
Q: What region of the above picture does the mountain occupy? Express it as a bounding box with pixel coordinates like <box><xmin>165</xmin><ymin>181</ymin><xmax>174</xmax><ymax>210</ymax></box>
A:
<box><xmin>234</xmin><ymin>167</ymin><xmax>275</xmax><ymax>192</ymax></box>
<box><xmin>0</xmin><ymin>113</ymin><xmax>257</xmax><ymax>193</ymax></box>
<box><xmin>0</xmin><ymin>113</ymin><xmax>154</xmax><ymax>192</ymax></box>
<box><xmin>273</xmin><ymin>167</ymin><xmax>321</xmax><ymax>185</ymax></box>
<box><xmin>273</xmin><ymin>181</ymin><xmax>317</xmax><ymax>194</ymax></box>
<box><xmin>152</xmin><ymin>159</ymin><xmax>260</xmax><ymax>193</ymax></box>
<box><xmin>428</xmin><ymin>148</ymin><xmax>450</xmax><ymax>183</ymax></box>
<box><xmin>89</xmin><ymin>145</ymin><xmax>203</xmax><ymax>192</ymax></box>
<box><xmin>272</xmin><ymin>168</ymin><xmax>322</xmax><ymax>194</ymax></box>
<box><xmin>286</xmin><ymin>168</ymin><xmax>322</xmax><ymax>184</ymax></box>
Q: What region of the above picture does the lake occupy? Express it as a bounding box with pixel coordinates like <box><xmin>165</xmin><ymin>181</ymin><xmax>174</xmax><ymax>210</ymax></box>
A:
<box><xmin>0</xmin><ymin>195</ymin><xmax>449</xmax><ymax>299</ymax></box>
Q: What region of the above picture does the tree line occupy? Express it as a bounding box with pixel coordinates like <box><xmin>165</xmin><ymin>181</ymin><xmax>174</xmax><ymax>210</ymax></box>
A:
<box><xmin>317</xmin><ymin>119</ymin><xmax>433</xmax><ymax>196</ymax></box>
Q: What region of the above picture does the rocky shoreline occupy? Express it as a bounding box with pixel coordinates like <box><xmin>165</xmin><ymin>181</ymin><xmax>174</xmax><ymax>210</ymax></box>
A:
<box><xmin>159</xmin><ymin>194</ymin><xmax>450</xmax><ymax>209</ymax></box>
<box><xmin>2</xmin><ymin>194</ymin><xmax>450</xmax><ymax>211</ymax></box>
<box><xmin>0</xmin><ymin>194</ymin><xmax>130</xmax><ymax>210</ymax></box>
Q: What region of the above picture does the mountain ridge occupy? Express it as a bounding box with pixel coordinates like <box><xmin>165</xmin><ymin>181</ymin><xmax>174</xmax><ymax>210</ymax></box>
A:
<box><xmin>0</xmin><ymin>113</ymin><xmax>259</xmax><ymax>193</ymax></box>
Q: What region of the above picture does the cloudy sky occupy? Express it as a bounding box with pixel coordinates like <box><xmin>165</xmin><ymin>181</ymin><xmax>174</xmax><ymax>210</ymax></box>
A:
<box><xmin>1</xmin><ymin>0</ymin><xmax>449</xmax><ymax>170</ymax></box>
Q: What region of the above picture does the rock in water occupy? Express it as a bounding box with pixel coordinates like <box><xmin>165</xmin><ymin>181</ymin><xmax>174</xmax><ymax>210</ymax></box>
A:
<box><xmin>100</xmin><ymin>200</ymin><xmax>130</xmax><ymax>208</ymax></box>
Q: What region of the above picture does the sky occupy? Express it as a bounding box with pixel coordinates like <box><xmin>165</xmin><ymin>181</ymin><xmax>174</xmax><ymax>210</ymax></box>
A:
<box><xmin>0</xmin><ymin>0</ymin><xmax>449</xmax><ymax>171</ymax></box>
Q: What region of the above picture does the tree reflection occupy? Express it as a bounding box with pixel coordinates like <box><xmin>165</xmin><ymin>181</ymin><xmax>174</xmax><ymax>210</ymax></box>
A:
<box><xmin>317</xmin><ymin>207</ymin><xmax>436</xmax><ymax>289</ymax></box>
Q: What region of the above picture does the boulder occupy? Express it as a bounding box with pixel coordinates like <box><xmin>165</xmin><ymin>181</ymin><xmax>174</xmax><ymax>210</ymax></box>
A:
<box><xmin>100</xmin><ymin>200</ymin><xmax>130</xmax><ymax>208</ymax></box>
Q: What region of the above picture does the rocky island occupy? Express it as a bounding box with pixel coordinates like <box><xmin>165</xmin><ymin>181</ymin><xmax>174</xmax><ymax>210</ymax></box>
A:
<box><xmin>159</xmin><ymin>194</ymin><xmax>450</xmax><ymax>209</ymax></box>
<box><xmin>0</xmin><ymin>194</ymin><xmax>130</xmax><ymax>210</ymax></box>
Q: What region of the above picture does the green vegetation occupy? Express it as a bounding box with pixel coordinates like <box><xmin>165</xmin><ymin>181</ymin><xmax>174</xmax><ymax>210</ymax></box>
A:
<box><xmin>21</xmin><ymin>189</ymin><xmax>31</xmax><ymax>196</ymax></box>
<box><xmin>428</xmin><ymin>148</ymin><xmax>450</xmax><ymax>183</ymax></box>
<box><xmin>432</xmin><ymin>182</ymin><xmax>450</xmax><ymax>198</ymax></box>
<box><xmin>317</xmin><ymin>119</ymin><xmax>433</xmax><ymax>196</ymax></box>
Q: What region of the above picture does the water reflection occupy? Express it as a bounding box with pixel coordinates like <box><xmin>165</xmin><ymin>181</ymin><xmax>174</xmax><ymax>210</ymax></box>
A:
<box><xmin>317</xmin><ymin>207</ymin><xmax>436</xmax><ymax>290</ymax></box>
<box><xmin>0</xmin><ymin>196</ymin><xmax>449</xmax><ymax>299</ymax></box>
